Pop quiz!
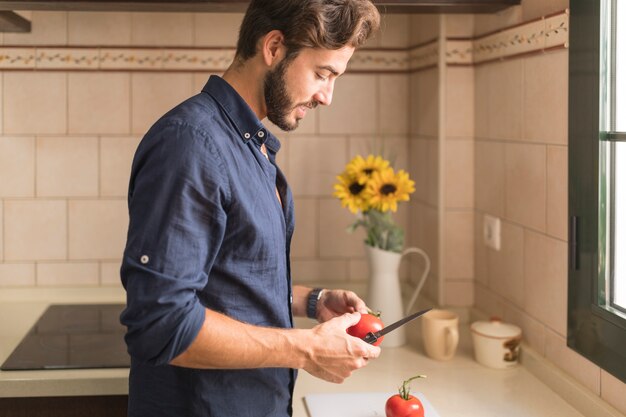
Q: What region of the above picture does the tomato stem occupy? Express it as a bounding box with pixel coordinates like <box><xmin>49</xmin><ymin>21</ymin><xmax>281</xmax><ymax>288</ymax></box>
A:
<box><xmin>366</xmin><ymin>309</ymin><xmax>381</xmax><ymax>318</ymax></box>
<box><xmin>398</xmin><ymin>375</ymin><xmax>427</xmax><ymax>400</ymax></box>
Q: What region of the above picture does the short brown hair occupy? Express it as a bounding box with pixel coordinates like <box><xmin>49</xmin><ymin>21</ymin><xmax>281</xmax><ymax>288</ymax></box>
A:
<box><xmin>235</xmin><ymin>0</ymin><xmax>380</xmax><ymax>61</ymax></box>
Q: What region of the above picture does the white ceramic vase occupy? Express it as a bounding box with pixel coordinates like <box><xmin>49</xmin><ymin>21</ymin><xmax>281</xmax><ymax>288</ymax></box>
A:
<box><xmin>365</xmin><ymin>245</ymin><xmax>407</xmax><ymax>347</ymax></box>
<box><xmin>365</xmin><ymin>245</ymin><xmax>431</xmax><ymax>348</ymax></box>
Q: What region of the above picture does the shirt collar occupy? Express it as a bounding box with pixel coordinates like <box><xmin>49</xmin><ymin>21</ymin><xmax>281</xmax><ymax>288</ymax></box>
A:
<box><xmin>202</xmin><ymin>75</ymin><xmax>281</xmax><ymax>154</ymax></box>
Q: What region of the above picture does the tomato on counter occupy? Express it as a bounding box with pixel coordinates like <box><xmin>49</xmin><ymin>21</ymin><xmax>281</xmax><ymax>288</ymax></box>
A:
<box><xmin>385</xmin><ymin>375</ymin><xmax>427</xmax><ymax>417</ymax></box>
<box><xmin>346</xmin><ymin>310</ymin><xmax>384</xmax><ymax>346</ymax></box>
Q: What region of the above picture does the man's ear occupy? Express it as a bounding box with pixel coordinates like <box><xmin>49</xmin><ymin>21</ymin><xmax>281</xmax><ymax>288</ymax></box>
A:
<box><xmin>260</xmin><ymin>30</ymin><xmax>286</xmax><ymax>67</ymax></box>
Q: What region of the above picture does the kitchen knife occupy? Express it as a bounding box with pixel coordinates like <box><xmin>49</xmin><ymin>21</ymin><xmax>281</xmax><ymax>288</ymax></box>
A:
<box><xmin>362</xmin><ymin>308</ymin><xmax>432</xmax><ymax>345</ymax></box>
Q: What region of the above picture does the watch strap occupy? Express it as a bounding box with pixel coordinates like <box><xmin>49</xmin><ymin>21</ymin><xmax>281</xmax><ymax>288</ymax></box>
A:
<box><xmin>306</xmin><ymin>288</ymin><xmax>324</xmax><ymax>319</ymax></box>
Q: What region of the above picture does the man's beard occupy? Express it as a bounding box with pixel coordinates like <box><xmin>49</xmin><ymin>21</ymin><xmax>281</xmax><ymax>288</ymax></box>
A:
<box><xmin>264</xmin><ymin>58</ymin><xmax>317</xmax><ymax>132</ymax></box>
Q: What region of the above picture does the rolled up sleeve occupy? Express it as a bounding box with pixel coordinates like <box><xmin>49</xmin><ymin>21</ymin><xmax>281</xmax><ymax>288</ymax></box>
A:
<box><xmin>120</xmin><ymin>121</ymin><xmax>229</xmax><ymax>366</ymax></box>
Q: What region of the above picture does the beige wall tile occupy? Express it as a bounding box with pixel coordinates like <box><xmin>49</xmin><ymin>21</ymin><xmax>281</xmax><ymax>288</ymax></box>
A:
<box><xmin>68</xmin><ymin>73</ymin><xmax>130</xmax><ymax>134</ymax></box>
<box><xmin>523</xmin><ymin>52</ymin><xmax>568</xmax><ymax>144</ymax></box>
<box><xmin>474</xmin><ymin>64</ymin><xmax>491</xmax><ymax>139</ymax></box>
<box><xmin>4</xmin><ymin>72</ymin><xmax>67</xmax><ymax>135</ymax></box>
<box><xmin>5</xmin><ymin>200</ymin><xmax>67</xmax><ymax>261</ymax></box>
<box><xmin>0</xmin><ymin>263</ymin><xmax>36</xmax><ymax>287</ymax></box>
<box><xmin>3</xmin><ymin>12</ymin><xmax>67</xmax><ymax>45</ymax></box>
<box><xmin>409</xmin><ymin>15</ymin><xmax>439</xmax><ymax>45</ymax></box>
<box><xmin>288</xmin><ymin>135</ymin><xmax>347</xmax><ymax>196</ymax></box>
<box><xmin>132</xmin><ymin>13</ymin><xmax>194</xmax><ymax>46</ymax></box>
<box><xmin>474</xmin><ymin>212</ymin><xmax>488</xmax><ymax>285</ymax></box>
<box><xmin>475</xmin><ymin>140</ymin><xmax>505</xmax><ymax>216</ymax></box>
<box><xmin>36</xmin><ymin>136</ymin><xmax>99</xmax><ymax>197</ymax></box>
<box><xmin>446</xmin><ymin>67</ymin><xmax>474</xmax><ymax>139</ymax></box>
<box><xmin>379</xmin><ymin>14</ymin><xmax>410</xmax><ymax>48</ymax></box>
<box><xmin>524</xmin><ymin>230</ymin><xmax>567</xmax><ymax>336</ymax></box>
<box><xmin>69</xmin><ymin>199</ymin><xmax>128</xmax><ymax>260</ymax></box>
<box><xmin>68</xmin><ymin>12</ymin><xmax>131</xmax><ymax>45</ymax></box>
<box><xmin>445</xmin><ymin>139</ymin><xmax>474</xmax><ymax>208</ymax></box>
<box><xmin>349</xmin><ymin>136</ymin><xmax>409</xmax><ymax>172</ymax></box>
<box><xmin>194</xmin><ymin>13</ymin><xmax>242</xmax><ymax>47</ymax></box>
<box><xmin>473</xmin><ymin>6</ymin><xmax>521</xmax><ymax>36</ymax></box>
<box><xmin>600</xmin><ymin>370</ymin><xmax>626</xmax><ymax>415</ymax></box>
<box><xmin>0</xmin><ymin>202</ymin><xmax>2</xmax><ymax>261</ymax></box>
<box><xmin>505</xmin><ymin>143</ymin><xmax>546</xmax><ymax>231</ymax></box>
<box><xmin>0</xmin><ymin>136</ymin><xmax>35</xmax><ymax>197</ymax></box>
<box><xmin>101</xmin><ymin>136</ymin><xmax>142</xmax><ymax>197</ymax></box>
<box><xmin>547</xmin><ymin>145</ymin><xmax>568</xmax><ymax>241</ymax></box>
<box><xmin>349</xmin><ymin>259</ymin><xmax>368</xmax><ymax>282</ymax></box>
<box><xmin>488</xmin><ymin>59</ymin><xmax>523</xmax><ymax>141</ymax></box>
<box><xmin>426</xmin><ymin>138</ymin><xmax>439</xmax><ymax>207</ymax></box>
<box><xmin>522</xmin><ymin>0</ymin><xmax>569</xmax><ymax>21</ymax></box>
<box><xmin>444</xmin><ymin>210</ymin><xmax>474</xmax><ymax>279</ymax></box>
<box><xmin>101</xmin><ymin>261</ymin><xmax>123</xmax><ymax>286</ymax></box>
<box><xmin>474</xmin><ymin>283</ymin><xmax>506</xmax><ymax>318</ymax></box>
<box><xmin>488</xmin><ymin>220</ymin><xmax>524</xmax><ymax>307</ymax></box>
<box><xmin>291</xmin><ymin>259</ymin><xmax>349</xmax><ymax>283</ymax></box>
<box><xmin>422</xmin><ymin>205</ymin><xmax>439</xmax><ymax>278</ymax></box>
<box><xmin>380</xmin><ymin>75</ymin><xmax>409</xmax><ymax>135</ymax></box>
<box><xmin>319</xmin><ymin>74</ymin><xmax>377</xmax><ymax>135</ymax></box>
<box><xmin>415</xmin><ymin>69</ymin><xmax>439</xmax><ymax>138</ymax></box>
<box><xmin>444</xmin><ymin>280</ymin><xmax>474</xmax><ymax>306</ymax></box>
<box><xmin>291</xmin><ymin>198</ymin><xmax>317</xmax><ymax>258</ymax></box>
<box><xmin>504</xmin><ymin>307</ymin><xmax>545</xmax><ymax>356</ymax></box>
<box><xmin>445</xmin><ymin>14</ymin><xmax>474</xmax><ymax>37</ymax></box>
<box><xmin>408</xmin><ymin>138</ymin><xmax>429</xmax><ymax>203</ymax></box>
<box><xmin>545</xmin><ymin>328</ymin><xmax>601</xmax><ymax>395</ymax></box>
<box><xmin>318</xmin><ymin>198</ymin><xmax>366</xmax><ymax>258</ymax></box>
<box><xmin>131</xmin><ymin>73</ymin><xmax>193</xmax><ymax>134</ymax></box>
<box><xmin>37</xmin><ymin>262</ymin><xmax>99</xmax><ymax>286</ymax></box>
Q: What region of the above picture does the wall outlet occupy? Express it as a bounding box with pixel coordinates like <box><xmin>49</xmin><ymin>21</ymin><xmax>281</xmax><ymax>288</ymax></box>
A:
<box><xmin>483</xmin><ymin>214</ymin><xmax>501</xmax><ymax>251</ymax></box>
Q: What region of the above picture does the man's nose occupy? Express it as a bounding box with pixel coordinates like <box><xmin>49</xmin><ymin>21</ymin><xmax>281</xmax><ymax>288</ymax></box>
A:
<box><xmin>314</xmin><ymin>80</ymin><xmax>335</xmax><ymax>106</ymax></box>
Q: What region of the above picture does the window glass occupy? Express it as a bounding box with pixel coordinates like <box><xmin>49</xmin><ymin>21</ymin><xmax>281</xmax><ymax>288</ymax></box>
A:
<box><xmin>617</xmin><ymin>0</ymin><xmax>625</xmax><ymax>131</ymax></box>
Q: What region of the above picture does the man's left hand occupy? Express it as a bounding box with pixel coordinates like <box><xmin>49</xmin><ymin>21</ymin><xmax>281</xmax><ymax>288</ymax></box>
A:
<box><xmin>316</xmin><ymin>290</ymin><xmax>369</xmax><ymax>323</ymax></box>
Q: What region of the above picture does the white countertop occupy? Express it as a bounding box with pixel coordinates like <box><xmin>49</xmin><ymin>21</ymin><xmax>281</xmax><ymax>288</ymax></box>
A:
<box><xmin>0</xmin><ymin>288</ymin><xmax>588</xmax><ymax>416</ymax></box>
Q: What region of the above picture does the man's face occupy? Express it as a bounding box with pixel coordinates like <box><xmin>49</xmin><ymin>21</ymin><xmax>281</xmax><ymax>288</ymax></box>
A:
<box><xmin>264</xmin><ymin>46</ymin><xmax>354</xmax><ymax>131</ymax></box>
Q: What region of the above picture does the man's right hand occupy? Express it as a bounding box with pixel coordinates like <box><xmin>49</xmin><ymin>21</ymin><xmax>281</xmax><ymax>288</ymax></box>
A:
<box><xmin>301</xmin><ymin>312</ymin><xmax>381</xmax><ymax>383</ymax></box>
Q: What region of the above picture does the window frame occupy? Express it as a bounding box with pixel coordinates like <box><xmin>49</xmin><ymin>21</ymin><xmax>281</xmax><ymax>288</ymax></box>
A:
<box><xmin>568</xmin><ymin>0</ymin><xmax>626</xmax><ymax>383</ymax></box>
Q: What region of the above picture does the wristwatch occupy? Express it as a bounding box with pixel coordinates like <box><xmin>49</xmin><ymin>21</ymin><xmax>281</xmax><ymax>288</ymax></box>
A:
<box><xmin>306</xmin><ymin>288</ymin><xmax>325</xmax><ymax>319</ymax></box>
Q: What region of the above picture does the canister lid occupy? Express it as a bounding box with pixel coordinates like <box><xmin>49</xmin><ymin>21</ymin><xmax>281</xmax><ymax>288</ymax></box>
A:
<box><xmin>471</xmin><ymin>317</ymin><xmax>521</xmax><ymax>339</ymax></box>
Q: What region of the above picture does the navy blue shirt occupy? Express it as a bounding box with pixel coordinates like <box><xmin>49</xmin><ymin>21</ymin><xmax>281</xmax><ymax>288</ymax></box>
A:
<box><xmin>120</xmin><ymin>75</ymin><xmax>296</xmax><ymax>417</ymax></box>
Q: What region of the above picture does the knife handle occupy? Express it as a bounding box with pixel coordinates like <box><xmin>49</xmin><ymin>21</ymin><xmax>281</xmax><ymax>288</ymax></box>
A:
<box><xmin>363</xmin><ymin>332</ymin><xmax>378</xmax><ymax>345</ymax></box>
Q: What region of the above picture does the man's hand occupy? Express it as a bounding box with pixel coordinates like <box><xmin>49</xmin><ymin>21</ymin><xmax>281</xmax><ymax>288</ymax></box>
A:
<box><xmin>302</xmin><ymin>312</ymin><xmax>381</xmax><ymax>383</ymax></box>
<box><xmin>316</xmin><ymin>289</ymin><xmax>368</xmax><ymax>323</ymax></box>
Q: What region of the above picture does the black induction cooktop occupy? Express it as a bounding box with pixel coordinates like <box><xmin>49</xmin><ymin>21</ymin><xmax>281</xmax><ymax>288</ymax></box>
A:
<box><xmin>1</xmin><ymin>304</ymin><xmax>130</xmax><ymax>370</ymax></box>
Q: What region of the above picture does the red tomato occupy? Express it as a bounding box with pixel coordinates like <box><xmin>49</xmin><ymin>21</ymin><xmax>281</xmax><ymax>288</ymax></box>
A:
<box><xmin>346</xmin><ymin>312</ymin><xmax>384</xmax><ymax>346</ymax></box>
<box><xmin>385</xmin><ymin>394</ymin><xmax>424</xmax><ymax>417</ymax></box>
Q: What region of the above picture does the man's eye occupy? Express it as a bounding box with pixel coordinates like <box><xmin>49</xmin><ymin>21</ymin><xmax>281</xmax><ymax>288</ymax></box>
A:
<box><xmin>316</xmin><ymin>73</ymin><xmax>328</xmax><ymax>81</ymax></box>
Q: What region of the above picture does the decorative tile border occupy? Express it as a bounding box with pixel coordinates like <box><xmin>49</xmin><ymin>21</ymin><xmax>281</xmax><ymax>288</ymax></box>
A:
<box><xmin>448</xmin><ymin>10</ymin><xmax>569</xmax><ymax>65</ymax></box>
<box><xmin>0</xmin><ymin>10</ymin><xmax>568</xmax><ymax>73</ymax></box>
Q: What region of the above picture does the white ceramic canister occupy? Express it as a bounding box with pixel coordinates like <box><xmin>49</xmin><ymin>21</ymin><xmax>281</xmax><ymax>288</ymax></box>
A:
<box><xmin>470</xmin><ymin>318</ymin><xmax>522</xmax><ymax>369</ymax></box>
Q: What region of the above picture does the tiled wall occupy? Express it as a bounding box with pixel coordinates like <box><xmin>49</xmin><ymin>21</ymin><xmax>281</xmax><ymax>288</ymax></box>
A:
<box><xmin>469</xmin><ymin>0</ymin><xmax>626</xmax><ymax>414</ymax></box>
<box><xmin>0</xmin><ymin>12</ymin><xmax>415</xmax><ymax>290</ymax></box>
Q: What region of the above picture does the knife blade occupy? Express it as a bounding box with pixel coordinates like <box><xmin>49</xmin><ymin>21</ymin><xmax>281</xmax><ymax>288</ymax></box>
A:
<box><xmin>362</xmin><ymin>308</ymin><xmax>432</xmax><ymax>345</ymax></box>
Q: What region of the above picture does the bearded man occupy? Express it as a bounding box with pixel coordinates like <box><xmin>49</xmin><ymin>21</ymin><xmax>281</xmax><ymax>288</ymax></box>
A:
<box><xmin>120</xmin><ymin>1</ymin><xmax>381</xmax><ymax>416</ymax></box>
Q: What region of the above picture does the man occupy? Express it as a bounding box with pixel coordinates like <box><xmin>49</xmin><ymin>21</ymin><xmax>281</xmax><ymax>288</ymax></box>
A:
<box><xmin>120</xmin><ymin>0</ymin><xmax>381</xmax><ymax>416</ymax></box>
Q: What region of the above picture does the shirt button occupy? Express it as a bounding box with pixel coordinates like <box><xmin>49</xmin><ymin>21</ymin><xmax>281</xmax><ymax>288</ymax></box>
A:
<box><xmin>289</xmin><ymin>295</ymin><xmax>293</xmax><ymax>304</ymax></box>
<box><xmin>244</xmin><ymin>132</ymin><xmax>251</xmax><ymax>139</ymax></box>
<box><xmin>258</xmin><ymin>131</ymin><xmax>265</xmax><ymax>138</ymax></box>
<box><xmin>140</xmin><ymin>255</ymin><xmax>149</xmax><ymax>264</ymax></box>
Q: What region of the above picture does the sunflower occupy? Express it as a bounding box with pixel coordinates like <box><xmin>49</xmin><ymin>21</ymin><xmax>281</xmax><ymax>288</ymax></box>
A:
<box><xmin>345</xmin><ymin>155</ymin><xmax>390</xmax><ymax>184</ymax></box>
<box><xmin>333</xmin><ymin>172</ymin><xmax>370</xmax><ymax>214</ymax></box>
<box><xmin>365</xmin><ymin>168</ymin><xmax>415</xmax><ymax>212</ymax></box>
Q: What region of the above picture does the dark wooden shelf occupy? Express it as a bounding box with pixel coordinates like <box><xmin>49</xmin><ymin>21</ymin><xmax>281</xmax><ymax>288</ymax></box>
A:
<box><xmin>0</xmin><ymin>0</ymin><xmax>520</xmax><ymax>14</ymax></box>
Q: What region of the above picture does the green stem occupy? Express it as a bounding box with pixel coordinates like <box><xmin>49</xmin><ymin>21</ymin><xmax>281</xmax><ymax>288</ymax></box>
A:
<box><xmin>399</xmin><ymin>375</ymin><xmax>427</xmax><ymax>400</ymax></box>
